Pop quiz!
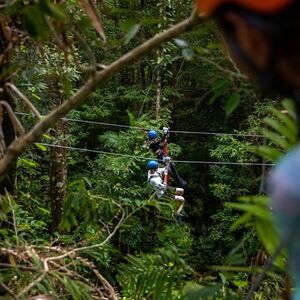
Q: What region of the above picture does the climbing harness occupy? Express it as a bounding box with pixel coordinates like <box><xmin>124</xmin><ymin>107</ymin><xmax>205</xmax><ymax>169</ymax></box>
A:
<box><xmin>163</xmin><ymin>156</ymin><xmax>171</xmax><ymax>185</ymax></box>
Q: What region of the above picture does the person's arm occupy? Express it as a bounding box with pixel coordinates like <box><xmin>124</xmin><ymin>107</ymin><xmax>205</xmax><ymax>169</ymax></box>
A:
<box><xmin>162</xmin><ymin>127</ymin><xmax>170</xmax><ymax>141</ymax></box>
<box><xmin>157</xmin><ymin>128</ymin><xmax>170</xmax><ymax>144</ymax></box>
<box><xmin>149</xmin><ymin>176</ymin><xmax>167</xmax><ymax>191</ymax></box>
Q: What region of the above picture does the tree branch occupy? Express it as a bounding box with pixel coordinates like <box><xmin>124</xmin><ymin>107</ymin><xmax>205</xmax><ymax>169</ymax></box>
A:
<box><xmin>198</xmin><ymin>56</ymin><xmax>246</xmax><ymax>79</ymax></box>
<box><xmin>0</xmin><ymin>101</ymin><xmax>25</xmax><ymax>135</ymax></box>
<box><xmin>17</xmin><ymin>273</ymin><xmax>46</xmax><ymax>298</ymax></box>
<box><xmin>0</xmin><ymin>263</ymin><xmax>37</xmax><ymax>271</ymax></box>
<box><xmin>5</xmin><ymin>83</ymin><xmax>42</xmax><ymax>120</ymax></box>
<box><xmin>77</xmin><ymin>256</ymin><xmax>119</xmax><ymax>300</ymax></box>
<box><xmin>0</xmin><ymin>281</ymin><xmax>19</xmax><ymax>300</ymax></box>
<box><xmin>0</xmin><ymin>10</ymin><xmax>201</xmax><ymax>177</ymax></box>
<box><xmin>44</xmin><ymin>199</ymin><xmax>125</xmax><ymax>263</ymax></box>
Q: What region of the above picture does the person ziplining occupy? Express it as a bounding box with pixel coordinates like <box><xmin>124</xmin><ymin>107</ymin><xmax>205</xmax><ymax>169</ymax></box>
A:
<box><xmin>146</xmin><ymin>127</ymin><xmax>187</xmax><ymax>188</ymax></box>
<box><xmin>147</xmin><ymin>160</ymin><xmax>185</xmax><ymax>220</ymax></box>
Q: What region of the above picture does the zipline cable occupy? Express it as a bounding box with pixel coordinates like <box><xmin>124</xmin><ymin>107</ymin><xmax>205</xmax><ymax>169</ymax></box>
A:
<box><xmin>38</xmin><ymin>143</ymin><xmax>275</xmax><ymax>167</ymax></box>
<box><xmin>16</xmin><ymin>112</ymin><xmax>264</xmax><ymax>138</ymax></box>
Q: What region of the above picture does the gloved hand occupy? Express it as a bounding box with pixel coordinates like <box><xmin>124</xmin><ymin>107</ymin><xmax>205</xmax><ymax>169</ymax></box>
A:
<box><xmin>159</xmin><ymin>182</ymin><xmax>167</xmax><ymax>191</ymax></box>
<box><xmin>164</xmin><ymin>156</ymin><xmax>171</xmax><ymax>163</ymax></box>
<box><xmin>163</xmin><ymin>127</ymin><xmax>169</xmax><ymax>134</ymax></box>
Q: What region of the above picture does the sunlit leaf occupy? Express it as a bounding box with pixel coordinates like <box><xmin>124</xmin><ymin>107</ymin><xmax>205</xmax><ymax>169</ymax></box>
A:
<box><xmin>34</xmin><ymin>143</ymin><xmax>48</xmax><ymax>151</ymax></box>
<box><xmin>42</xmin><ymin>134</ymin><xmax>52</xmax><ymax>140</ymax></box>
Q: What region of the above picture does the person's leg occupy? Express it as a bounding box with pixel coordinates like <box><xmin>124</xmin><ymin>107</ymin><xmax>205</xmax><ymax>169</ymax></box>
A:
<box><xmin>166</xmin><ymin>187</ymin><xmax>185</xmax><ymax>217</ymax></box>
<box><xmin>175</xmin><ymin>187</ymin><xmax>184</xmax><ymax>196</ymax></box>
<box><xmin>170</xmin><ymin>163</ymin><xmax>187</xmax><ymax>187</ymax></box>
<box><xmin>174</xmin><ymin>195</ymin><xmax>185</xmax><ymax>215</ymax></box>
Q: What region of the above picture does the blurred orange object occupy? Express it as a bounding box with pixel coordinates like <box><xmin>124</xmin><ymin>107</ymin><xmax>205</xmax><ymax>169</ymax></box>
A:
<box><xmin>197</xmin><ymin>0</ymin><xmax>294</xmax><ymax>16</ymax></box>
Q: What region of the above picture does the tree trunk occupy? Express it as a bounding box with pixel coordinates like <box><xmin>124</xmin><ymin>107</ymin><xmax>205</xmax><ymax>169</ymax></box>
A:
<box><xmin>155</xmin><ymin>0</ymin><xmax>166</xmax><ymax>118</ymax></box>
<box><xmin>155</xmin><ymin>61</ymin><xmax>162</xmax><ymax>118</ymax></box>
<box><xmin>49</xmin><ymin>118</ymin><xmax>69</xmax><ymax>232</ymax></box>
<box><xmin>48</xmin><ymin>80</ymin><xmax>69</xmax><ymax>232</ymax></box>
<box><xmin>0</xmin><ymin>18</ymin><xmax>16</xmax><ymax>195</ymax></box>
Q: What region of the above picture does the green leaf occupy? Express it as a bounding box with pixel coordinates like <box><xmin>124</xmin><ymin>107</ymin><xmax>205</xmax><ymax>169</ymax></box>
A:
<box><xmin>230</xmin><ymin>212</ymin><xmax>252</xmax><ymax>231</ymax></box>
<box><xmin>226</xmin><ymin>203</ymin><xmax>271</xmax><ymax>221</ymax></box>
<box><xmin>37</xmin><ymin>207</ymin><xmax>50</xmax><ymax>216</ymax></box>
<box><xmin>225</xmin><ymin>93</ymin><xmax>240</xmax><ymax>116</ymax></box>
<box><xmin>59</xmin><ymin>218</ymin><xmax>71</xmax><ymax>232</ymax></box>
<box><xmin>249</xmin><ymin>145</ymin><xmax>282</xmax><ymax>162</ymax></box>
<box><xmin>34</xmin><ymin>143</ymin><xmax>48</xmax><ymax>151</ymax></box>
<box><xmin>0</xmin><ymin>229</ymin><xmax>9</xmax><ymax>236</ymax></box>
<box><xmin>261</xmin><ymin>129</ymin><xmax>292</xmax><ymax>151</ymax></box>
<box><xmin>255</xmin><ymin>219</ymin><xmax>278</xmax><ymax>253</ymax></box>
<box><xmin>225</xmin><ymin>252</ymin><xmax>246</xmax><ymax>266</ymax></box>
<box><xmin>232</xmin><ymin>280</ymin><xmax>248</xmax><ymax>288</ymax></box>
<box><xmin>264</xmin><ymin>117</ymin><xmax>297</xmax><ymax>145</ymax></box>
<box><xmin>209</xmin><ymin>79</ymin><xmax>230</xmax><ymax>105</ymax></box>
<box><xmin>29</xmin><ymin>250</ymin><xmax>42</xmax><ymax>268</ymax></box>
<box><xmin>219</xmin><ymin>272</ymin><xmax>226</xmax><ymax>285</ymax></box>
<box><xmin>183</xmin><ymin>283</ymin><xmax>222</xmax><ymax>300</ymax></box>
<box><xmin>83</xmin><ymin>177</ymin><xmax>92</xmax><ymax>188</ymax></box>
<box><xmin>39</xmin><ymin>0</ymin><xmax>67</xmax><ymax>20</ymax></box>
<box><xmin>194</xmin><ymin>46</ymin><xmax>209</xmax><ymax>55</ymax></box>
<box><xmin>269</xmin><ymin>107</ymin><xmax>297</xmax><ymax>137</ymax></box>
<box><xmin>238</xmin><ymin>195</ymin><xmax>270</xmax><ymax>205</ymax></box>
<box><xmin>255</xmin><ymin>219</ymin><xmax>284</xmax><ymax>269</ymax></box>
<box><xmin>127</xmin><ymin>110</ymin><xmax>136</xmax><ymax>126</ymax></box>
<box><xmin>182</xmin><ymin>48</ymin><xmax>194</xmax><ymax>61</ymax></box>
<box><xmin>42</xmin><ymin>133</ymin><xmax>52</xmax><ymax>140</ymax></box>
<box><xmin>282</xmin><ymin>98</ymin><xmax>296</xmax><ymax>120</ymax></box>
<box><xmin>122</xmin><ymin>23</ymin><xmax>141</xmax><ymax>45</ymax></box>
<box><xmin>212</xmin><ymin>79</ymin><xmax>229</xmax><ymax>92</ymax></box>
<box><xmin>22</xmin><ymin>6</ymin><xmax>50</xmax><ymax>39</ymax></box>
<box><xmin>6</xmin><ymin>1</ymin><xmax>23</xmax><ymax>16</ymax></box>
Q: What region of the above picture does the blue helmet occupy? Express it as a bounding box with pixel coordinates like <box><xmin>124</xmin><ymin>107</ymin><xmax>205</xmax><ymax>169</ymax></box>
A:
<box><xmin>147</xmin><ymin>160</ymin><xmax>159</xmax><ymax>170</ymax></box>
<box><xmin>148</xmin><ymin>130</ymin><xmax>158</xmax><ymax>139</ymax></box>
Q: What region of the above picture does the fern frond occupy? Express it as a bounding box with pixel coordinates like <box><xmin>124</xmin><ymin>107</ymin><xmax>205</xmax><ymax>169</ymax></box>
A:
<box><xmin>117</xmin><ymin>247</ymin><xmax>193</xmax><ymax>300</ymax></box>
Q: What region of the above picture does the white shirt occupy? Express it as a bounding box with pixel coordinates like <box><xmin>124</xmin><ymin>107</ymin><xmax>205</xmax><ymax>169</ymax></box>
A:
<box><xmin>148</xmin><ymin>168</ymin><xmax>167</xmax><ymax>198</ymax></box>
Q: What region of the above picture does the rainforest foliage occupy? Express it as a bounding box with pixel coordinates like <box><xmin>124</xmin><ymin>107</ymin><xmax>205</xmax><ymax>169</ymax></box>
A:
<box><xmin>0</xmin><ymin>0</ymin><xmax>294</xmax><ymax>299</ymax></box>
